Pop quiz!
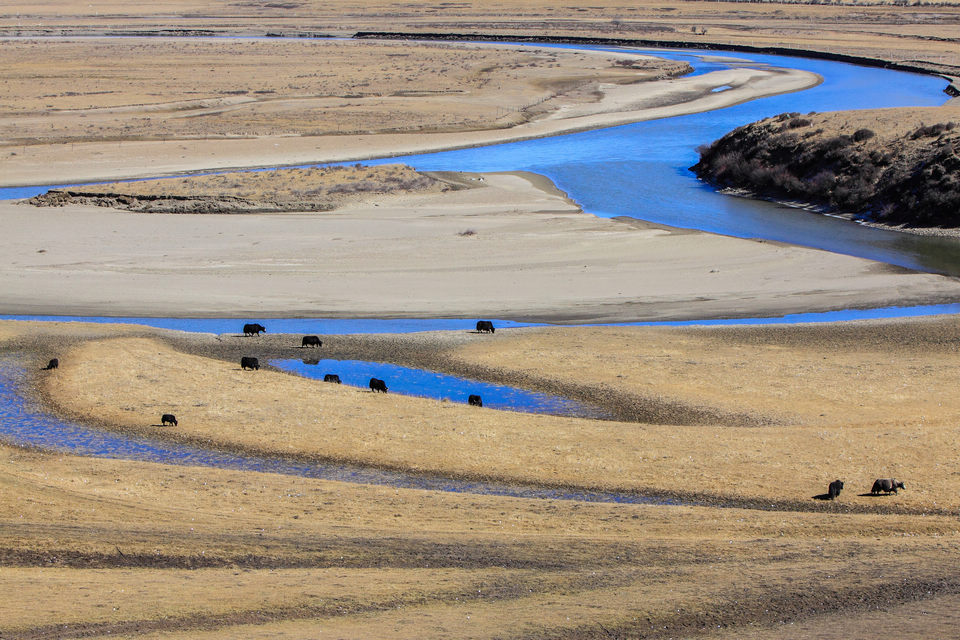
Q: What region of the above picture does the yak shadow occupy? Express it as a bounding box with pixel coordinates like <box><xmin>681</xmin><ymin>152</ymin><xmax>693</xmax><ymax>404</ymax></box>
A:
<box><xmin>811</xmin><ymin>493</ymin><xmax>836</xmax><ymax>501</ymax></box>
<box><xmin>858</xmin><ymin>492</ymin><xmax>892</xmax><ymax>497</ymax></box>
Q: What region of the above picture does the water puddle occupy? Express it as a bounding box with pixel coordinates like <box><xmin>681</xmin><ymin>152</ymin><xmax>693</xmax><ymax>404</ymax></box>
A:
<box><xmin>271</xmin><ymin>357</ymin><xmax>612</xmax><ymax>419</ymax></box>
<box><xmin>0</xmin><ymin>355</ymin><xmax>672</xmax><ymax>505</ymax></box>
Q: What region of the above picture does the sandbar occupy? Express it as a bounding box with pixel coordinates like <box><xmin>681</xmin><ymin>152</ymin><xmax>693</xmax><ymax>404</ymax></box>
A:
<box><xmin>2</xmin><ymin>171</ymin><xmax>958</xmax><ymax>321</ymax></box>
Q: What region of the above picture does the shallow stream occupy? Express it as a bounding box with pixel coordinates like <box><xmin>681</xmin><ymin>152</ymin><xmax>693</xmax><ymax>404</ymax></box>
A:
<box><xmin>271</xmin><ymin>357</ymin><xmax>612</xmax><ymax>419</ymax></box>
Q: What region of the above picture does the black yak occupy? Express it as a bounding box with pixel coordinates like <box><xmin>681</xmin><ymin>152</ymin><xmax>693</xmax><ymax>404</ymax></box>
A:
<box><xmin>871</xmin><ymin>478</ymin><xmax>905</xmax><ymax>494</ymax></box>
<box><xmin>243</xmin><ymin>323</ymin><xmax>266</xmax><ymax>336</ymax></box>
<box><xmin>475</xmin><ymin>320</ymin><xmax>495</xmax><ymax>334</ymax></box>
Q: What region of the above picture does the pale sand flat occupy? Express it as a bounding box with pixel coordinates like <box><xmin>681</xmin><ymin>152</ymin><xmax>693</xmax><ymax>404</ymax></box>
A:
<box><xmin>2</xmin><ymin>172</ymin><xmax>957</xmax><ymax>321</ymax></box>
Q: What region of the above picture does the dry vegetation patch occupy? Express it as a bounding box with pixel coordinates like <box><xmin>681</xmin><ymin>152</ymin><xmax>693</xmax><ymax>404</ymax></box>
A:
<box><xmin>3</xmin><ymin>320</ymin><xmax>960</xmax><ymax>636</ymax></box>
<box><xmin>0</xmin><ymin>38</ymin><xmax>686</xmax><ymax>148</ymax></box>
<box><xmin>1</xmin><ymin>439</ymin><xmax>958</xmax><ymax>637</ymax></box>
<box><xmin>34</xmin><ymin>323</ymin><xmax>960</xmax><ymax>512</ymax></box>
<box><xmin>2</xmin><ymin>0</ymin><xmax>959</xmax><ymax>78</ymax></box>
<box><xmin>27</xmin><ymin>164</ymin><xmax>449</xmax><ymax>213</ymax></box>
<box><xmin>693</xmin><ymin>105</ymin><xmax>960</xmax><ymax>229</ymax></box>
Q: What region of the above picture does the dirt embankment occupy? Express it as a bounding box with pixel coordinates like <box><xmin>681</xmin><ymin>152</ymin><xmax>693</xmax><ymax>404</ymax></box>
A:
<box><xmin>26</xmin><ymin>164</ymin><xmax>451</xmax><ymax>214</ymax></box>
<box><xmin>692</xmin><ymin>106</ymin><xmax>960</xmax><ymax>231</ymax></box>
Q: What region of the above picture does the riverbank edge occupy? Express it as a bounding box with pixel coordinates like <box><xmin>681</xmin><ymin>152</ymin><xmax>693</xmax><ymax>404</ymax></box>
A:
<box><xmin>714</xmin><ymin>187</ymin><xmax>960</xmax><ymax>241</ymax></box>
<box><xmin>0</xmin><ymin>61</ymin><xmax>819</xmax><ymax>189</ymax></box>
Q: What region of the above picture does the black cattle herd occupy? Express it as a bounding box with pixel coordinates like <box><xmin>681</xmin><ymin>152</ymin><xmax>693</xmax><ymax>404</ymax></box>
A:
<box><xmin>38</xmin><ymin>319</ymin><xmax>910</xmax><ymax>502</ymax></box>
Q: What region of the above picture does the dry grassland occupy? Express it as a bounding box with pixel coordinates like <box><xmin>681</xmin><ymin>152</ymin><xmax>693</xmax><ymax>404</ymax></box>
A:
<box><xmin>0</xmin><ymin>38</ymin><xmax>684</xmax><ymax>148</ymax></box>
<box><xmin>35</xmin><ymin>321</ymin><xmax>960</xmax><ymax>513</ymax></box>
<box><xmin>2</xmin><ymin>320</ymin><xmax>960</xmax><ymax>636</ymax></box>
<box><xmin>1</xmin><ymin>441</ymin><xmax>958</xmax><ymax>638</ymax></box>
<box><xmin>29</xmin><ymin>164</ymin><xmax>451</xmax><ymax>212</ymax></box>
<box><xmin>2</xmin><ymin>0</ymin><xmax>959</xmax><ymax>79</ymax></box>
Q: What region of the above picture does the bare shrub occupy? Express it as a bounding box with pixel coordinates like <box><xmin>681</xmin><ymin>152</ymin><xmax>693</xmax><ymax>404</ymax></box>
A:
<box><xmin>911</xmin><ymin>123</ymin><xmax>956</xmax><ymax>139</ymax></box>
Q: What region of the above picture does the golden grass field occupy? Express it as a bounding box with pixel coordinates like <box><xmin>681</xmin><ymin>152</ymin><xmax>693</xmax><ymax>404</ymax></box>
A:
<box><xmin>1</xmin><ymin>318</ymin><xmax>959</xmax><ymax>638</ymax></box>
<box><xmin>2</xmin><ymin>0</ymin><xmax>959</xmax><ymax>80</ymax></box>
<box><xmin>0</xmin><ymin>38</ymin><xmax>685</xmax><ymax>148</ymax></box>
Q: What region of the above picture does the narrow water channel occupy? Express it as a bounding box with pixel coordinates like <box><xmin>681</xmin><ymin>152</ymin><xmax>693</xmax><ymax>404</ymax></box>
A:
<box><xmin>271</xmin><ymin>357</ymin><xmax>612</xmax><ymax>419</ymax></box>
<box><xmin>371</xmin><ymin>46</ymin><xmax>960</xmax><ymax>275</ymax></box>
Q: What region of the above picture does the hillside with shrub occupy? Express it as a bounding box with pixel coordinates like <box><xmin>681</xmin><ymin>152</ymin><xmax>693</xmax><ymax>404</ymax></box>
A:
<box><xmin>692</xmin><ymin>107</ymin><xmax>960</xmax><ymax>229</ymax></box>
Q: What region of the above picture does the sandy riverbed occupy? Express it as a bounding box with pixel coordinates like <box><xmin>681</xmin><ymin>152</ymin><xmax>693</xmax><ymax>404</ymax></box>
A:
<box><xmin>0</xmin><ymin>49</ymin><xmax>818</xmax><ymax>187</ymax></box>
<box><xmin>3</xmin><ymin>171</ymin><xmax>959</xmax><ymax>321</ymax></box>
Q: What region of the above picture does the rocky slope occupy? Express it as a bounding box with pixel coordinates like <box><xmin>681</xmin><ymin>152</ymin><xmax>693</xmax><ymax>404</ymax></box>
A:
<box><xmin>691</xmin><ymin>107</ymin><xmax>960</xmax><ymax>228</ymax></box>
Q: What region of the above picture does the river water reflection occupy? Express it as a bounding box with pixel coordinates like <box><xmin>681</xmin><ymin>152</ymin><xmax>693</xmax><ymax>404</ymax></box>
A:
<box><xmin>271</xmin><ymin>357</ymin><xmax>612</xmax><ymax>419</ymax></box>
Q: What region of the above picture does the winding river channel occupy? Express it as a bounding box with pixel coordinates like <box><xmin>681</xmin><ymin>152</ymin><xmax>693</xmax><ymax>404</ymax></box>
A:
<box><xmin>1</xmin><ymin>42</ymin><xmax>958</xmax><ymax>503</ymax></box>
<box><xmin>375</xmin><ymin>45</ymin><xmax>959</xmax><ymax>275</ymax></box>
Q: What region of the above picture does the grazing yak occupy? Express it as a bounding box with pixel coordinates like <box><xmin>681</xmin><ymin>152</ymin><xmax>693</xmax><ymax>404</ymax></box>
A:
<box><xmin>475</xmin><ymin>320</ymin><xmax>495</xmax><ymax>334</ymax></box>
<box><xmin>301</xmin><ymin>335</ymin><xmax>322</xmax><ymax>348</ymax></box>
<box><xmin>42</xmin><ymin>358</ymin><xmax>59</xmax><ymax>370</ymax></box>
<box><xmin>243</xmin><ymin>323</ymin><xmax>266</xmax><ymax>336</ymax></box>
<box><xmin>323</xmin><ymin>374</ymin><xmax>342</xmax><ymax>384</ymax></box>
<box><xmin>240</xmin><ymin>356</ymin><xmax>260</xmax><ymax>371</ymax></box>
<box><xmin>468</xmin><ymin>394</ymin><xmax>483</xmax><ymax>407</ymax></box>
<box><xmin>827</xmin><ymin>479</ymin><xmax>844</xmax><ymax>500</ymax></box>
<box><xmin>369</xmin><ymin>377</ymin><xmax>388</xmax><ymax>393</ymax></box>
<box><xmin>161</xmin><ymin>413</ymin><xmax>178</xmax><ymax>427</ymax></box>
<box><xmin>871</xmin><ymin>478</ymin><xmax>905</xmax><ymax>494</ymax></box>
